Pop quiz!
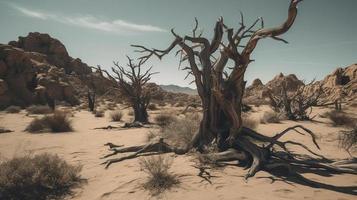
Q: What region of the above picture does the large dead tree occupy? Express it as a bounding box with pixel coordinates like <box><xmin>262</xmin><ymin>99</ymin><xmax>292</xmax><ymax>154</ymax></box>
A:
<box><xmin>101</xmin><ymin>0</ymin><xmax>357</xmax><ymax>182</ymax></box>
<box><xmin>97</xmin><ymin>56</ymin><xmax>156</xmax><ymax>123</ymax></box>
<box><xmin>268</xmin><ymin>81</ymin><xmax>325</xmax><ymax>120</ymax></box>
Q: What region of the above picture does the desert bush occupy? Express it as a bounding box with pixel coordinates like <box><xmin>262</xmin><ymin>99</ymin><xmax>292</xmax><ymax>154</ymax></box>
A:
<box><xmin>127</xmin><ymin>109</ymin><xmax>134</xmax><ymax>116</ymax></box>
<box><xmin>148</xmin><ymin>104</ymin><xmax>158</xmax><ymax>110</ymax></box>
<box><xmin>175</xmin><ymin>102</ymin><xmax>185</xmax><ymax>107</ymax></box>
<box><xmin>242</xmin><ymin>115</ymin><xmax>259</xmax><ymax>130</ymax></box>
<box><xmin>139</xmin><ymin>155</ymin><xmax>178</xmax><ymax>195</ymax></box>
<box><xmin>0</xmin><ymin>153</ymin><xmax>82</xmax><ymax>200</ymax></box>
<box><xmin>26</xmin><ymin>111</ymin><xmax>73</xmax><ymax>133</ymax></box>
<box><xmin>4</xmin><ymin>106</ymin><xmax>21</xmax><ymax>113</ymax></box>
<box><xmin>94</xmin><ymin>110</ymin><xmax>104</xmax><ymax>117</ymax></box>
<box><xmin>339</xmin><ymin>126</ymin><xmax>357</xmax><ymax>154</ymax></box>
<box><xmin>154</xmin><ymin>113</ymin><xmax>177</xmax><ymax>127</ymax></box>
<box><xmin>160</xmin><ymin>114</ymin><xmax>201</xmax><ymax>147</ymax></box>
<box><xmin>324</xmin><ymin>111</ymin><xmax>355</xmax><ymax>127</ymax></box>
<box><xmin>260</xmin><ymin>111</ymin><xmax>282</xmax><ymax>124</ymax></box>
<box><xmin>158</xmin><ymin>102</ymin><xmax>166</xmax><ymax>107</ymax></box>
<box><xmin>26</xmin><ymin>105</ymin><xmax>53</xmax><ymax>115</ymax></box>
<box><xmin>110</xmin><ymin>110</ymin><xmax>123</xmax><ymax>121</ymax></box>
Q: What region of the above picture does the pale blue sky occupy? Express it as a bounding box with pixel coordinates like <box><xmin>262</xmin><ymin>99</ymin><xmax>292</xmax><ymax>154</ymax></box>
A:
<box><xmin>0</xmin><ymin>0</ymin><xmax>356</xmax><ymax>88</ymax></box>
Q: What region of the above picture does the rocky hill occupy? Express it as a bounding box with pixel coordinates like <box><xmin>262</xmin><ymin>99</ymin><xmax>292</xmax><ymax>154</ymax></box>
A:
<box><xmin>159</xmin><ymin>84</ymin><xmax>197</xmax><ymax>95</ymax></box>
<box><xmin>0</xmin><ymin>32</ymin><xmax>200</xmax><ymax>109</ymax></box>
<box><xmin>0</xmin><ymin>32</ymin><xmax>114</xmax><ymax>109</ymax></box>
<box><xmin>244</xmin><ymin>64</ymin><xmax>357</xmax><ymax>105</ymax></box>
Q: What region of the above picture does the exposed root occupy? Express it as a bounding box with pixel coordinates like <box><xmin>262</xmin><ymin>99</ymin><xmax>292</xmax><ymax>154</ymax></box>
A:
<box><xmin>101</xmin><ymin>125</ymin><xmax>357</xmax><ymax>184</ymax></box>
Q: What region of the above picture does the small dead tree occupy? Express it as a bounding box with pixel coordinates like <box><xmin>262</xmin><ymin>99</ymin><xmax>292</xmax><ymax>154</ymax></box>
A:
<box><xmin>96</xmin><ymin>56</ymin><xmax>157</xmax><ymax>124</ymax></box>
<box><xmin>87</xmin><ymin>91</ymin><xmax>96</xmax><ymax>112</ymax></box>
<box><xmin>268</xmin><ymin>81</ymin><xmax>325</xmax><ymax>120</ymax></box>
<box><xmin>101</xmin><ymin>0</ymin><xmax>357</xmax><ymax>182</ymax></box>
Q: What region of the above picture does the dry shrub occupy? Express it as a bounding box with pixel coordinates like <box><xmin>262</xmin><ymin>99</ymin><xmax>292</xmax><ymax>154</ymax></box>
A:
<box><xmin>160</xmin><ymin>113</ymin><xmax>201</xmax><ymax>147</ymax></box>
<box><xmin>242</xmin><ymin>115</ymin><xmax>259</xmax><ymax>130</ymax></box>
<box><xmin>339</xmin><ymin>126</ymin><xmax>357</xmax><ymax>154</ymax></box>
<box><xmin>158</xmin><ymin>102</ymin><xmax>166</xmax><ymax>107</ymax></box>
<box><xmin>110</xmin><ymin>110</ymin><xmax>123</xmax><ymax>121</ymax></box>
<box><xmin>4</xmin><ymin>106</ymin><xmax>21</xmax><ymax>113</ymax></box>
<box><xmin>0</xmin><ymin>153</ymin><xmax>82</xmax><ymax>200</ymax></box>
<box><xmin>154</xmin><ymin>113</ymin><xmax>177</xmax><ymax>127</ymax></box>
<box><xmin>325</xmin><ymin>111</ymin><xmax>355</xmax><ymax>127</ymax></box>
<box><xmin>94</xmin><ymin>110</ymin><xmax>104</xmax><ymax>117</ymax></box>
<box><xmin>26</xmin><ymin>111</ymin><xmax>73</xmax><ymax>133</ymax></box>
<box><xmin>127</xmin><ymin>109</ymin><xmax>134</xmax><ymax>116</ymax></box>
<box><xmin>175</xmin><ymin>102</ymin><xmax>185</xmax><ymax>107</ymax></box>
<box><xmin>139</xmin><ymin>155</ymin><xmax>178</xmax><ymax>195</ymax></box>
<box><xmin>26</xmin><ymin>105</ymin><xmax>53</xmax><ymax>114</ymax></box>
<box><xmin>194</xmin><ymin>144</ymin><xmax>220</xmax><ymax>169</ymax></box>
<box><xmin>260</xmin><ymin>111</ymin><xmax>282</xmax><ymax>124</ymax></box>
<box><xmin>148</xmin><ymin>104</ymin><xmax>158</xmax><ymax>110</ymax></box>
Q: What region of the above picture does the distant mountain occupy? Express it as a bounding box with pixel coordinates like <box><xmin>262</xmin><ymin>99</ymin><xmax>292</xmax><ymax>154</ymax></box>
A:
<box><xmin>159</xmin><ymin>84</ymin><xmax>197</xmax><ymax>95</ymax></box>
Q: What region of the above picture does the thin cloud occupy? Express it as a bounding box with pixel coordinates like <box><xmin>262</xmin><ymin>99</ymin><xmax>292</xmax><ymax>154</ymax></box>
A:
<box><xmin>10</xmin><ymin>4</ymin><xmax>167</xmax><ymax>34</ymax></box>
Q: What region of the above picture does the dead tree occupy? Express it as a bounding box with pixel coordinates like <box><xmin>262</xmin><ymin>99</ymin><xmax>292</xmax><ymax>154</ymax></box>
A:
<box><xmin>101</xmin><ymin>0</ymin><xmax>357</xmax><ymax>181</ymax></box>
<box><xmin>268</xmin><ymin>81</ymin><xmax>325</xmax><ymax>120</ymax></box>
<box><xmin>96</xmin><ymin>56</ymin><xmax>157</xmax><ymax>124</ymax></box>
<box><xmin>87</xmin><ymin>91</ymin><xmax>96</xmax><ymax>112</ymax></box>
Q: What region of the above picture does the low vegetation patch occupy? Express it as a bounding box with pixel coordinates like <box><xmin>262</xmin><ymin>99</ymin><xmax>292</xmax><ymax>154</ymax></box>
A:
<box><xmin>0</xmin><ymin>153</ymin><xmax>82</xmax><ymax>200</ymax></box>
<box><xmin>260</xmin><ymin>111</ymin><xmax>282</xmax><ymax>124</ymax></box>
<box><xmin>26</xmin><ymin>111</ymin><xmax>73</xmax><ymax>133</ymax></box>
<box><xmin>160</xmin><ymin>113</ymin><xmax>201</xmax><ymax>147</ymax></box>
<box><xmin>148</xmin><ymin>104</ymin><xmax>158</xmax><ymax>110</ymax></box>
<box><xmin>339</xmin><ymin>126</ymin><xmax>357</xmax><ymax>154</ymax></box>
<box><xmin>110</xmin><ymin>110</ymin><xmax>123</xmax><ymax>121</ymax></box>
<box><xmin>4</xmin><ymin>106</ymin><xmax>21</xmax><ymax>113</ymax></box>
<box><xmin>0</xmin><ymin>127</ymin><xmax>13</xmax><ymax>134</ymax></box>
<box><xmin>139</xmin><ymin>155</ymin><xmax>178</xmax><ymax>196</ymax></box>
<box><xmin>26</xmin><ymin>105</ymin><xmax>53</xmax><ymax>114</ymax></box>
<box><xmin>242</xmin><ymin>115</ymin><xmax>259</xmax><ymax>130</ymax></box>
<box><xmin>94</xmin><ymin>110</ymin><xmax>104</xmax><ymax>117</ymax></box>
<box><xmin>154</xmin><ymin>113</ymin><xmax>177</xmax><ymax>127</ymax></box>
<box><xmin>324</xmin><ymin>110</ymin><xmax>355</xmax><ymax>127</ymax></box>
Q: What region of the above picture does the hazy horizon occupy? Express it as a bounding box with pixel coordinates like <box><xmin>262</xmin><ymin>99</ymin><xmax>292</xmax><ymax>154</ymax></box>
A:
<box><xmin>1</xmin><ymin>0</ymin><xmax>356</xmax><ymax>88</ymax></box>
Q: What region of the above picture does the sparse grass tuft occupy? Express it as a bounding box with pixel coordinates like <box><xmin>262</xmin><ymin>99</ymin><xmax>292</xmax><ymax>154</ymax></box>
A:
<box><xmin>148</xmin><ymin>104</ymin><xmax>158</xmax><ymax>110</ymax></box>
<box><xmin>4</xmin><ymin>106</ymin><xmax>21</xmax><ymax>113</ymax></box>
<box><xmin>94</xmin><ymin>110</ymin><xmax>104</xmax><ymax>117</ymax></box>
<box><xmin>339</xmin><ymin>126</ymin><xmax>357</xmax><ymax>154</ymax></box>
<box><xmin>324</xmin><ymin>110</ymin><xmax>355</xmax><ymax>127</ymax></box>
<box><xmin>26</xmin><ymin>105</ymin><xmax>53</xmax><ymax>115</ymax></box>
<box><xmin>160</xmin><ymin>113</ymin><xmax>201</xmax><ymax>147</ymax></box>
<box><xmin>139</xmin><ymin>155</ymin><xmax>178</xmax><ymax>196</ymax></box>
<box><xmin>26</xmin><ymin>111</ymin><xmax>73</xmax><ymax>133</ymax></box>
<box><xmin>260</xmin><ymin>111</ymin><xmax>282</xmax><ymax>124</ymax></box>
<box><xmin>0</xmin><ymin>153</ymin><xmax>82</xmax><ymax>200</ymax></box>
<box><xmin>242</xmin><ymin>114</ymin><xmax>259</xmax><ymax>130</ymax></box>
<box><xmin>110</xmin><ymin>110</ymin><xmax>123</xmax><ymax>121</ymax></box>
<box><xmin>154</xmin><ymin>113</ymin><xmax>177</xmax><ymax>127</ymax></box>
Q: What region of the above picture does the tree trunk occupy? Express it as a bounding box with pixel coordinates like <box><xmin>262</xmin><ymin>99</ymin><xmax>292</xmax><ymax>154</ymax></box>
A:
<box><xmin>133</xmin><ymin>102</ymin><xmax>148</xmax><ymax>123</ymax></box>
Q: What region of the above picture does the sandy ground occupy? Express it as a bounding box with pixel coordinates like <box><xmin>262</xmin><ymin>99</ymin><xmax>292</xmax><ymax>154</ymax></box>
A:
<box><xmin>0</xmin><ymin>105</ymin><xmax>356</xmax><ymax>200</ymax></box>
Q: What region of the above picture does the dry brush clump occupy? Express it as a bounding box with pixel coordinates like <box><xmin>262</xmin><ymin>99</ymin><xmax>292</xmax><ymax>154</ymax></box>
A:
<box><xmin>110</xmin><ymin>110</ymin><xmax>123</xmax><ymax>121</ymax></box>
<box><xmin>154</xmin><ymin>113</ymin><xmax>177</xmax><ymax>127</ymax></box>
<box><xmin>148</xmin><ymin>104</ymin><xmax>158</xmax><ymax>110</ymax></box>
<box><xmin>26</xmin><ymin>105</ymin><xmax>53</xmax><ymax>115</ymax></box>
<box><xmin>260</xmin><ymin>111</ymin><xmax>283</xmax><ymax>124</ymax></box>
<box><xmin>160</xmin><ymin>113</ymin><xmax>201</xmax><ymax>148</ymax></box>
<box><xmin>324</xmin><ymin>110</ymin><xmax>356</xmax><ymax>127</ymax></box>
<box><xmin>4</xmin><ymin>106</ymin><xmax>21</xmax><ymax>113</ymax></box>
<box><xmin>139</xmin><ymin>155</ymin><xmax>178</xmax><ymax>195</ymax></box>
<box><xmin>26</xmin><ymin>111</ymin><xmax>73</xmax><ymax>133</ymax></box>
<box><xmin>339</xmin><ymin>126</ymin><xmax>357</xmax><ymax>155</ymax></box>
<box><xmin>0</xmin><ymin>153</ymin><xmax>82</xmax><ymax>200</ymax></box>
<box><xmin>242</xmin><ymin>114</ymin><xmax>259</xmax><ymax>130</ymax></box>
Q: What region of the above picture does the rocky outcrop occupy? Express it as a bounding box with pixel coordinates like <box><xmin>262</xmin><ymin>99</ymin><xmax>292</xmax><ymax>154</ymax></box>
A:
<box><xmin>0</xmin><ymin>32</ymin><xmax>111</xmax><ymax>109</ymax></box>
<box><xmin>244</xmin><ymin>64</ymin><xmax>357</xmax><ymax>105</ymax></box>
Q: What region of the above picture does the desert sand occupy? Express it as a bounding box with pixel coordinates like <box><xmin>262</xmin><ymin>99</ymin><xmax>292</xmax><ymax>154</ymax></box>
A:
<box><xmin>0</xmin><ymin>104</ymin><xmax>356</xmax><ymax>200</ymax></box>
